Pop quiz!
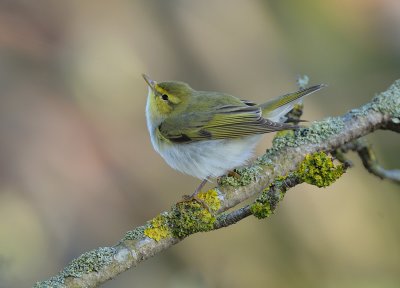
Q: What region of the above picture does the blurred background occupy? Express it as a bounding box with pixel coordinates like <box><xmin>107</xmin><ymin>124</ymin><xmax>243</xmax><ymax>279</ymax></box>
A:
<box><xmin>0</xmin><ymin>0</ymin><xmax>399</xmax><ymax>287</ymax></box>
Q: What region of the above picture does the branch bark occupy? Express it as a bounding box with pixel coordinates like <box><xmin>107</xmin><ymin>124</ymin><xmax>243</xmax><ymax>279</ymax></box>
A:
<box><xmin>340</xmin><ymin>138</ymin><xmax>400</xmax><ymax>183</ymax></box>
<box><xmin>34</xmin><ymin>80</ymin><xmax>400</xmax><ymax>288</ymax></box>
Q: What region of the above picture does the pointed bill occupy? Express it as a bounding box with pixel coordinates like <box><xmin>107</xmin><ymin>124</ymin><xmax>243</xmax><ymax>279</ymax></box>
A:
<box><xmin>142</xmin><ymin>74</ymin><xmax>156</xmax><ymax>90</ymax></box>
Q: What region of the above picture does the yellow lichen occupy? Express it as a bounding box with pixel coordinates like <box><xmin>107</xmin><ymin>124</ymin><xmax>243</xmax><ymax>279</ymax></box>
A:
<box><xmin>296</xmin><ymin>151</ymin><xmax>344</xmax><ymax>187</ymax></box>
<box><xmin>144</xmin><ymin>214</ymin><xmax>171</xmax><ymax>242</ymax></box>
<box><xmin>250</xmin><ymin>201</ymin><xmax>272</xmax><ymax>219</ymax></box>
<box><xmin>143</xmin><ymin>191</ymin><xmax>221</xmax><ymax>241</ymax></box>
<box><xmin>250</xmin><ymin>175</ymin><xmax>288</xmax><ymax>219</ymax></box>
<box><xmin>197</xmin><ymin>189</ymin><xmax>221</xmax><ymax>212</ymax></box>
<box><xmin>170</xmin><ymin>200</ymin><xmax>216</xmax><ymax>238</ymax></box>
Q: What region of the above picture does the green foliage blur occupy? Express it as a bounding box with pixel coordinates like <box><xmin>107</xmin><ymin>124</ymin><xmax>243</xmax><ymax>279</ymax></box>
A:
<box><xmin>0</xmin><ymin>1</ymin><xmax>399</xmax><ymax>287</ymax></box>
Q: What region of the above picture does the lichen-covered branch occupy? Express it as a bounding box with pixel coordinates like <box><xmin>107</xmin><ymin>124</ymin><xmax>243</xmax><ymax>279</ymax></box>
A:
<box><xmin>214</xmin><ymin>173</ymin><xmax>304</xmax><ymax>229</ymax></box>
<box><xmin>34</xmin><ymin>80</ymin><xmax>400</xmax><ymax>288</ymax></box>
<box><xmin>340</xmin><ymin>138</ymin><xmax>400</xmax><ymax>184</ymax></box>
<box><xmin>383</xmin><ymin>118</ymin><xmax>400</xmax><ymax>133</ymax></box>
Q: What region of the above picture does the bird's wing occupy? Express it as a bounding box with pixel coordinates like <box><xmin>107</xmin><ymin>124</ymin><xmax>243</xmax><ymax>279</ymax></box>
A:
<box><xmin>158</xmin><ymin>105</ymin><xmax>296</xmax><ymax>143</ymax></box>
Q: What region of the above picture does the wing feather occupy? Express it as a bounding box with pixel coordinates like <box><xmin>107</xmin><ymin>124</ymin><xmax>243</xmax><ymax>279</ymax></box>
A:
<box><xmin>159</xmin><ymin>105</ymin><xmax>296</xmax><ymax>143</ymax></box>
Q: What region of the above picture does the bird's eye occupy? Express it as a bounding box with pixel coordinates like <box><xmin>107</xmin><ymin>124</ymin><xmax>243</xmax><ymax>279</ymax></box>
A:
<box><xmin>161</xmin><ymin>94</ymin><xmax>169</xmax><ymax>101</ymax></box>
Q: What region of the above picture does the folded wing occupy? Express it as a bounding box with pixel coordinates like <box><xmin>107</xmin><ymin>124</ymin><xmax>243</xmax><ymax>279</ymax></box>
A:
<box><xmin>158</xmin><ymin>105</ymin><xmax>297</xmax><ymax>143</ymax></box>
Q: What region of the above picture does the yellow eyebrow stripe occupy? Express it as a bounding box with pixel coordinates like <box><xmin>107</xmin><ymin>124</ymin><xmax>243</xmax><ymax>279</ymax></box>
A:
<box><xmin>154</xmin><ymin>84</ymin><xmax>168</xmax><ymax>95</ymax></box>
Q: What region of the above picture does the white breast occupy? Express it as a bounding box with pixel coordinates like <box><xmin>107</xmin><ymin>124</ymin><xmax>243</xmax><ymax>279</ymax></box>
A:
<box><xmin>153</xmin><ymin>135</ymin><xmax>261</xmax><ymax>180</ymax></box>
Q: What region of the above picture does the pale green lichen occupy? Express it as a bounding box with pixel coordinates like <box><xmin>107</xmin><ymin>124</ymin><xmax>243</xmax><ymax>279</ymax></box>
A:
<box><xmin>296</xmin><ymin>151</ymin><xmax>344</xmax><ymax>187</ymax></box>
<box><xmin>302</xmin><ymin>118</ymin><xmax>346</xmax><ymax>143</ymax></box>
<box><xmin>123</xmin><ymin>225</ymin><xmax>146</xmax><ymax>241</ymax></box>
<box><xmin>144</xmin><ymin>213</ymin><xmax>171</xmax><ymax>242</ymax></box>
<box><xmin>34</xmin><ymin>277</ymin><xmax>64</xmax><ymax>288</ymax></box>
<box><xmin>351</xmin><ymin>79</ymin><xmax>400</xmax><ymax>118</ymax></box>
<box><xmin>219</xmin><ymin>165</ymin><xmax>263</xmax><ymax>187</ymax></box>
<box><xmin>64</xmin><ymin>247</ymin><xmax>115</xmax><ymax>277</ymax></box>
<box><xmin>34</xmin><ymin>247</ymin><xmax>116</xmax><ymax>287</ymax></box>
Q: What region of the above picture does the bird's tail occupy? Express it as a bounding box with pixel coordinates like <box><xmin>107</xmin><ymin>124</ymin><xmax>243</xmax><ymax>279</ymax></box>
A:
<box><xmin>259</xmin><ymin>84</ymin><xmax>326</xmax><ymax>122</ymax></box>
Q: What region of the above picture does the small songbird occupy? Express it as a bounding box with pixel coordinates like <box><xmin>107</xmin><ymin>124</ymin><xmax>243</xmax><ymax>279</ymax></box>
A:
<box><xmin>143</xmin><ymin>74</ymin><xmax>325</xmax><ymax>197</ymax></box>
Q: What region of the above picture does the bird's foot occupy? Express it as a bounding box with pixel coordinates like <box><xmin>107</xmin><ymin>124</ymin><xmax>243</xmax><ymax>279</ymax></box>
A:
<box><xmin>227</xmin><ymin>170</ymin><xmax>241</xmax><ymax>178</ymax></box>
<box><xmin>178</xmin><ymin>179</ymin><xmax>212</xmax><ymax>213</ymax></box>
<box><xmin>179</xmin><ymin>194</ymin><xmax>211</xmax><ymax>213</ymax></box>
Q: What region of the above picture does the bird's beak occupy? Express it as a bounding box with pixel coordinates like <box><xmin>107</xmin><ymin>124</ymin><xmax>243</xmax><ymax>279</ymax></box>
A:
<box><xmin>142</xmin><ymin>74</ymin><xmax>156</xmax><ymax>90</ymax></box>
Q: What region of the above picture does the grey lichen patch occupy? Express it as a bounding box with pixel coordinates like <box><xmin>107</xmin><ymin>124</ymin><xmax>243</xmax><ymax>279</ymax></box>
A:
<box><xmin>371</xmin><ymin>80</ymin><xmax>400</xmax><ymax>117</ymax></box>
<box><xmin>255</xmin><ymin>154</ymin><xmax>274</xmax><ymax>166</ymax></box>
<box><xmin>352</xmin><ymin>80</ymin><xmax>400</xmax><ymax>118</ymax></box>
<box><xmin>123</xmin><ymin>225</ymin><xmax>147</xmax><ymax>241</ymax></box>
<box><xmin>33</xmin><ymin>247</ymin><xmax>116</xmax><ymax>288</ymax></box>
<box><xmin>258</xmin><ymin>117</ymin><xmax>345</xmax><ymax>163</ymax></box>
<box><xmin>64</xmin><ymin>247</ymin><xmax>115</xmax><ymax>277</ymax></box>
<box><xmin>270</xmin><ymin>130</ymin><xmax>296</xmax><ymax>150</ymax></box>
<box><xmin>34</xmin><ymin>276</ymin><xmax>65</xmax><ymax>288</ymax></box>
<box><xmin>302</xmin><ymin>118</ymin><xmax>346</xmax><ymax>143</ymax></box>
<box><xmin>219</xmin><ymin>165</ymin><xmax>263</xmax><ymax>187</ymax></box>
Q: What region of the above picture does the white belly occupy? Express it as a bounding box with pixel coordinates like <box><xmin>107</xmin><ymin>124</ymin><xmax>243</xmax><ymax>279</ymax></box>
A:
<box><xmin>151</xmin><ymin>131</ymin><xmax>261</xmax><ymax>179</ymax></box>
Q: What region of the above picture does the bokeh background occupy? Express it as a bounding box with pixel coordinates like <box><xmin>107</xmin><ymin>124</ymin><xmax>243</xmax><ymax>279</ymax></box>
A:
<box><xmin>0</xmin><ymin>0</ymin><xmax>399</xmax><ymax>287</ymax></box>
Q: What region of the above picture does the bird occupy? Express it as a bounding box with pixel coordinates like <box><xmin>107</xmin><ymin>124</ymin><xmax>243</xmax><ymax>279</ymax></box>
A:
<box><xmin>143</xmin><ymin>74</ymin><xmax>325</xmax><ymax>198</ymax></box>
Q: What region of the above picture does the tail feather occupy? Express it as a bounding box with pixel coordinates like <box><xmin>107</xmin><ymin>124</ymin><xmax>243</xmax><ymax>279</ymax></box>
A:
<box><xmin>259</xmin><ymin>84</ymin><xmax>326</xmax><ymax>122</ymax></box>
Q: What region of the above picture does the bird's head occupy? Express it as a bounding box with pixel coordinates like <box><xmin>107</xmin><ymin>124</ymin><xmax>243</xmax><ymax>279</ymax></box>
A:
<box><xmin>143</xmin><ymin>74</ymin><xmax>192</xmax><ymax>118</ymax></box>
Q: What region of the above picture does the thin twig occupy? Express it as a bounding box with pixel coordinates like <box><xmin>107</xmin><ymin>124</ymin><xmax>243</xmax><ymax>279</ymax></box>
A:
<box><xmin>214</xmin><ymin>206</ymin><xmax>252</xmax><ymax>229</ymax></box>
<box><xmin>342</xmin><ymin>139</ymin><xmax>400</xmax><ymax>184</ymax></box>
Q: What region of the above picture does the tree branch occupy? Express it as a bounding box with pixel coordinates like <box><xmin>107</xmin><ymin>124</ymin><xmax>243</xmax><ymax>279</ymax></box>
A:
<box><xmin>214</xmin><ymin>172</ymin><xmax>305</xmax><ymax>229</ymax></box>
<box><xmin>340</xmin><ymin>138</ymin><xmax>400</xmax><ymax>184</ymax></box>
<box><xmin>34</xmin><ymin>79</ymin><xmax>400</xmax><ymax>288</ymax></box>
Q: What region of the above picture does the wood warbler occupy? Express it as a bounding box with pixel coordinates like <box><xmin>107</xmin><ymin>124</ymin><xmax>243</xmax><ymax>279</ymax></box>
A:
<box><xmin>143</xmin><ymin>74</ymin><xmax>325</xmax><ymax>197</ymax></box>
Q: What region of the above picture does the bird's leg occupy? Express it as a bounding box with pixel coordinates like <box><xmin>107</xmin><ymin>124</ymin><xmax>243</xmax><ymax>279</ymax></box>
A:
<box><xmin>180</xmin><ymin>178</ymin><xmax>211</xmax><ymax>211</ymax></box>
<box><xmin>182</xmin><ymin>178</ymin><xmax>208</xmax><ymax>200</ymax></box>
<box><xmin>193</xmin><ymin>178</ymin><xmax>208</xmax><ymax>197</ymax></box>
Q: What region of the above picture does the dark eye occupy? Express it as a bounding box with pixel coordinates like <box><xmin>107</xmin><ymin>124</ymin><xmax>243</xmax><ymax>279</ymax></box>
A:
<box><xmin>161</xmin><ymin>94</ymin><xmax>169</xmax><ymax>101</ymax></box>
